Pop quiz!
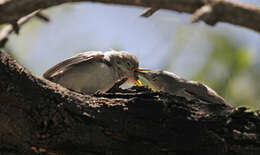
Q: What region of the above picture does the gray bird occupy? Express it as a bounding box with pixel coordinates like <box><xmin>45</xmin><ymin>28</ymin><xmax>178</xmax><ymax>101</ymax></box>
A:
<box><xmin>43</xmin><ymin>50</ymin><xmax>149</xmax><ymax>94</ymax></box>
<box><xmin>138</xmin><ymin>70</ymin><xmax>229</xmax><ymax>106</ymax></box>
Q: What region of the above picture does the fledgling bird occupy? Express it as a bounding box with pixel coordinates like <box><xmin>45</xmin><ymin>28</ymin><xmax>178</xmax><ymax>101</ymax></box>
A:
<box><xmin>138</xmin><ymin>70</ymin><xmax>230</xmax><ymax>106</ymax></box>
<box><xmin>43</xmin><ymin>50</ymin><xmax>149</xmax><ymax>94</ymax></box>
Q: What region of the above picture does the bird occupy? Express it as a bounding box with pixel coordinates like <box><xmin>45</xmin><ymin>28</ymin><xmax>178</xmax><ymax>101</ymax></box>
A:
<box><xmin>43</xmin><ymin>50</ymin><xmax>149</xmax><ymax>94</ymax></box>
<box><xmin>138</xmin><ymin>70</ymin><xmax>230</xmax><ymax>106</ymax></box>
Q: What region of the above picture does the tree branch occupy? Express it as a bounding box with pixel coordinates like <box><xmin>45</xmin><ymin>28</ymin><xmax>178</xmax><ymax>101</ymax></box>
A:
<box><xmin>1</xmin><ymin>50</ymin><xmax>260</xmax><ymax>154</ymax></box>
<box><xmin>140</xmin><ymin>7</ymin><xmax>160</xmax><ymax>17</ymax></box>
<box><xmin>0</xmin><ymin>10</ymin><xmax>40</xmax><ymax>48</ymax></box>
<box><xmin>0</xmin><ymin>0</ymin><xmax>260</xmax><ymax>32</ymax></box>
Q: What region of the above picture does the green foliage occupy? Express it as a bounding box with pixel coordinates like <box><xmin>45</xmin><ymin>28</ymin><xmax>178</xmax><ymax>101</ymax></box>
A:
<box><xmin>192</xmin><ymin>34</ymin><xmax>258</xmax><ymax>109</ymax></box>
<box><xmin>0</xmin><ymin>24</ymin><xmax>8</xmax><ymax>30</ymax></box>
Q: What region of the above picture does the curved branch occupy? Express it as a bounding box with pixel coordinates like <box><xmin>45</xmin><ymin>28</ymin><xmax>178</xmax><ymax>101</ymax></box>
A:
<box><xmin>0</xmin><ymin>0</ymin><xmax>260</xmax><ymax>32</ymax></box>
<box><xmin>0</xmin><ymin>10</ymin><xmax>40</xmax><ymax>47</ymax></box>
<box><xmin>1</xmin><ymin>50</ymin><xmax>260</xmax><ymax>154</ymax></box>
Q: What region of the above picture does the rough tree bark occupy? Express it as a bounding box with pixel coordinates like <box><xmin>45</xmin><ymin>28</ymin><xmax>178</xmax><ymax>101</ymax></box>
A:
<box><xmin>1</xmin><ymin>0</ymin><xmax>260</xmax><ymax>155</ymax></box>
<box><xmin>1</xmin><ymin>50</ymin><xmax>260</xmax><ymax>155</ymax></box>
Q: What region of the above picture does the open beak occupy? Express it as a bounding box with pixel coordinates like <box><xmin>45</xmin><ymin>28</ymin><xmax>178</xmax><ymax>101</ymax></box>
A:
<box><xmin>134</xmin><ymin>68</ymin><xmax>151</xmax><ymax>86</ymax></box>
<box><xmin>135</xmin><ymin>79</ymin><xmax>143</xmax><ymax>86</ymax></box>
<box><xmin>136</xmin><ymin>68</ymin><xmax>151</xmax><ymax>73</ymax></box>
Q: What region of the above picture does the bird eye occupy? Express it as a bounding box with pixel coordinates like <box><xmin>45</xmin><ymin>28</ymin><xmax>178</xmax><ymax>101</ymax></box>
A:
<box><xmin>151</xmin><ymin>75</ymin><xmax>157</xmax><ymax>80</ymax></box>
<box><xmin>127</xmin><ymin>62</ymin><xmax>131</xmax><ymax>66</ymax></box>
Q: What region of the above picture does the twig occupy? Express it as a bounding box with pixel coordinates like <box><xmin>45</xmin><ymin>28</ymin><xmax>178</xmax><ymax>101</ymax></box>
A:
<box><xmin>190</xmin><ymin>0</ymin><xmax>260</xmax><ymax>31</ymax></box>
<box><xmin>191</xmin><ymin>5</ymin><xmax>216</xmax><ymax>24</ymax></box>
<box><xmin>36</xmin><ymin>13</ymin><xmax>50</xmax><ymax>22</ymax></box>
<box><xmin>105</xmin><ymin>78</ymin><xmax>128</xmax><ymax>93</ymax></box>
<box><xmin>140</xmin><ymin>7</ymin><xmax>160</xmax><ymax>17</ymax></box>
<box><xmin>0</xmin><ymin>10</ymin><xmax>40</xmax><ymax>48</ymax></box>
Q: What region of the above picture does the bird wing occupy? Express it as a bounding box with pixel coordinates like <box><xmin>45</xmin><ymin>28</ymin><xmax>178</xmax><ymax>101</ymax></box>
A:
<box><xmin>184</xmin><ymin>82</ymin><xmax>227</xmax><ymax>106</ymax></box>
<box><xmin>43</xmin><ymin>51</ymin><xmax>105</xmax><ymax>79</ymax></box>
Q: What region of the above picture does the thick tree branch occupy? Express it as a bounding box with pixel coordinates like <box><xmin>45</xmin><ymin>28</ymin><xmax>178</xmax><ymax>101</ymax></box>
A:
<box><xmin>1</xmin><ymin>50</ymin><xmax>260</xmax><ymax>154</ymax></box>
<box><xmin>0</xmin><ymin>0</ymin><xmax>260</xmax><ymax>32</ymax></box>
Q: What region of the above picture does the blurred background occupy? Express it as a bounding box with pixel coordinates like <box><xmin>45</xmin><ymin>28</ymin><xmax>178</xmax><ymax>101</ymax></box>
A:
<box><xmin>1</xmin><ymin>0</ymin><xmax>260</xmax><ymax>109</ymax></box>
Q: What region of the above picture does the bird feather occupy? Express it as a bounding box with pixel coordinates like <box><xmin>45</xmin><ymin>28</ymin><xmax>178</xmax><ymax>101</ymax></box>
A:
<box><xmin>43</xmin><ymin>51</ymin><xmax>104</xmax><ymax>79</ymax></box>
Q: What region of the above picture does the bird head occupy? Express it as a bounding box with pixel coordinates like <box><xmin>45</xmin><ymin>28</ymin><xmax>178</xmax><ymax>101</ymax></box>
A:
<box><xmin>137</xmin><ymin>70</ymin><xmax>174</xmax><ymax>90</ymax></box>
<box><xmin>106</xmin><ymin>51</ymin><xmax>150</xmax><ymax>86</ymax></box>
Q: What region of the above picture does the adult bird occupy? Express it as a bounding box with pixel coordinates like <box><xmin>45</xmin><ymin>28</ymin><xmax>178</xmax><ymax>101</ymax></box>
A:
<box><xmin>43</xmin><ymin>50</ymin><xmax>149</xmax><ymax>94</ymax></box>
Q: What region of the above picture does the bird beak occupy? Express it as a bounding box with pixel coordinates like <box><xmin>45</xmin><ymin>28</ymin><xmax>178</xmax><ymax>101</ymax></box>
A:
<box><xmin>136</xmin><ymin>68</ymin><xmax>151</xmax><ymax>73</ymax></box>
<box><xmin>135</xmin><ymin>79</ymin><xmax>143</xmax><ymax>86</ymax></box>
<box><xmin>134</xmin><ymin>68</ymin><xmax>151</xmax><ymax>86</ymax></box>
